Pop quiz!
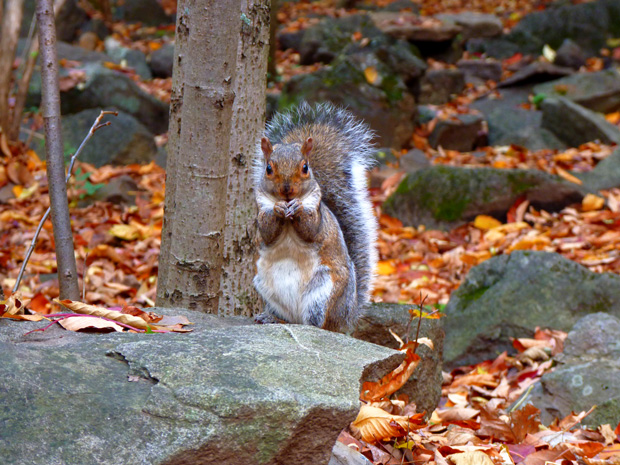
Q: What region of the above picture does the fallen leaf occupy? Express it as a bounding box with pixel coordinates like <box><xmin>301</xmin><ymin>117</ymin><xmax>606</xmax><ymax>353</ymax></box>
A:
<box><xmin>58</xmin><ymin>316</ymin><xmax>124</xmax><ymax>332</ymax></box>
<box><xmin>53</xmin><ymin>299</ymin><xmax>151</xmax><ymax>330</ymax></box>
<box><xmin>474</xmin><ymin>215</ymin><xmax>502</xmax><ymax>230</ymax></box>
<box><xmin>449</xmin><ymin>450</ymin><xmax>494</xmax><ymax>465</ymax></box>
<box><xmin>582</xmin><ymin>193</ymin><xmax>605</xmax><ymax>212</ymax></box>
<box><xmin>350</xmin><ymin>404</ymin><xmax>423</xmax><ymax>443</ymax></box>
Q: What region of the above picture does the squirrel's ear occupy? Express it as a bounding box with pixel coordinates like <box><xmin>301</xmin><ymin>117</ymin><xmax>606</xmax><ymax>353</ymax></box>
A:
<box><xmin>261</xmin><ymin>137</ymin><xmax>273</xmax><ymax>158</ymax></box>
<box><xmin>301</xmin><ymin>137</ymin><xmax>313</xmax><ymax>157</ymax></box>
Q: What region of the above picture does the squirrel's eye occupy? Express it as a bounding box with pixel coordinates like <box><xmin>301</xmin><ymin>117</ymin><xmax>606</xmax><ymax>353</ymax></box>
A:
<box><xmin>302</xmin><ymin>163</ymin><xmax>309</xmax><ymax>174</ymax></box>
<box><xmin>266</xmin><ymin>163</ymin><xmax>273</xmax><ymax>175</ymax></box>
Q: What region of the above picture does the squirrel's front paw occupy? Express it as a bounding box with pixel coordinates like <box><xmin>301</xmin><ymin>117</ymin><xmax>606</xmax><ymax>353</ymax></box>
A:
<box><xmin>286</xmin><ymin>198</ymin><xmax>302</xmax><ymax>218</ymax></box>
<box><xmin>274</xmin><ymin>201</ymin><xmax>288</xmax><ymax>218</ymax></box>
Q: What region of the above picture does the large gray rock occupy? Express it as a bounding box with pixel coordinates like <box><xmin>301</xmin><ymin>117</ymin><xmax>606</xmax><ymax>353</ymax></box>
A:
<box><xmin>26</xmin><ymin>56</ymin><xmax>168</xmax><ymax>134</ymax></box>
<box><xmin>575</xmin><ymin>147</ymin><xmax>620</xmax><ymax>191</ymax></box>
<box><xmin>281</xmin><ymin>55</ymin><xmax>416</xmax><ymax>149</ymax></box>
<box><xmin>436</xmin><ymin>12</ymin><xmax>502</xmax><ymax>40</ymax></box>
<box><xmin>383</xmin><ymin>166</ymin><xmax>588</xmax><ymax>230</ymax></box>
<box><xmin>534</xmin><ymin>69</ymin><xmax>620</xmax><ymax>114</ymax></box>
<box><xmin>104</xmin><ymin>37</ymin><xmax>153</xmax><ymax>80</ymax></box>
<box><xmin>443</xmin><ymin>251</ymin><xmax>620</xmax><ymax>367</ymax></box>
<box><xmin>31</xmin><ymin>108</ymin><xmax>158</xmax><ymax>167</ymax></box>
<box><xmin>60</xmin><ymin>63</ymin><xmax>169</xmax><ymax>134</ymax></box>
<box><xmin>0</xmin><ymin>308</ymin><xmax>403</xmax><ymax>465</ymax></box>
<box><xmin>457</xmin><ymin>59</ymin><xmax>502</xmax><ymax>82</ymax></box>
<box><xmin>541</xmin><ymin>97</ymin><xmax>620</xmax><ymax>147</ymax></box>
<box><xmin>524</xmin><ymin>313</ymin><xmax>620</xmax><ymax>427</ymax></box>
<box><xmin>370</xmin><ymin>11</ymin><xmax>461</xmax><ymax>43</ymax></box>
<box><xmin>353</xmin><ymin>303</ymin><xmax>444</xmax><ymax>417</ymax></box>
<box><xmin>471</xmin><ymin>87</ymin><xmax>566</xmax><ymax>151</ymax></box>
<box><xmin>497</xmin><ymin>61</ymin><xmax>574</xmax><ymax>88</ymax></box>
<box><xmin>472</xmin><ymin>0</ymin><xmax>620</xmax><ymax>58</ymax></box>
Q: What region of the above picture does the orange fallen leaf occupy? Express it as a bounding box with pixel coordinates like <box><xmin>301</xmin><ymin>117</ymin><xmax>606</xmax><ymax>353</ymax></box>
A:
<box><xmin>350</xmin><ymin>404</ymin><xmax>423</xmax><ymax>443</ymax></box>
<box><xmin>582</xmin><ymin>193</ymin><xmax>605</xmax><ymax>212</ymax></box>
<box><xmin>474</xmin><ymin>215</ymin><xmax>502</xmax><ymax>230</ymax></box>
<box><xmin>376</xmin><ymin>260</ymin><xmax>396</xmax><ymax>276</ymax></box>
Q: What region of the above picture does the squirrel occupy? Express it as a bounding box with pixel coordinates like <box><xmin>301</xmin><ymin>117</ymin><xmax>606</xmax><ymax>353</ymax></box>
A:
<box><xmin>253</xmin><ymin>102</ymin><xmax>377</xmax><ymax>332</ymax></box>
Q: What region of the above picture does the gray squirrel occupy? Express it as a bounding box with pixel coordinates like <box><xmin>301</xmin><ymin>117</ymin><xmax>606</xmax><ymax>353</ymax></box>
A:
<box><xmin>253</xmin><ymin>102</ymin><xmax>377</xmax><ymax>332</ymax></box>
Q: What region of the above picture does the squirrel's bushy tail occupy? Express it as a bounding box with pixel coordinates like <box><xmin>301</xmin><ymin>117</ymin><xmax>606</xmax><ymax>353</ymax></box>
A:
<box><xmin>263</xmin><ymin>102</ymin><xmax>378</xmax><ymax>312</ymax></box>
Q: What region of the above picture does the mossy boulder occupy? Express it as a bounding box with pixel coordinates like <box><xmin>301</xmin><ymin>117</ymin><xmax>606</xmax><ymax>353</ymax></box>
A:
<box><xmin>383</xmin><ymin>166</ymin><xmax>588</xmax><ymax>230</ymax></box>
<box><xmin>443</xmin><ymin>251</ymin><xmax>620</xmax><ymax>367</ymax></box>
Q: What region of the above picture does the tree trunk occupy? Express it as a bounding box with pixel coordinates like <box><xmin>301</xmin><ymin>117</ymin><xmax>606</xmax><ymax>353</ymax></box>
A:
<box><xmin>37</xmin><ymin>0</ymin><xmax>80</xmax><ymax>300</ymax></box>
<box><xmin>0</xmin><ymin>0</ymin><xmax>24</xmax><ymax>135</ymax></box>
<box><xmin>156</xmin><ymin>0</ymin><xmax>241</xmax><ymax>313</ymax></box>
<box><xmin>218</xmin><ymin>0</ymin><xmax>270</xmax><ymax>317</ymax></box>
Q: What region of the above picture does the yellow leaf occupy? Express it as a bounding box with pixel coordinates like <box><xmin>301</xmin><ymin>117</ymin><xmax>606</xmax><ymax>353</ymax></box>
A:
<box><xmin>605</xmin><ymin>112</ymin><xmax>620</xmax><ymax>124</ymax></box>
<box><xmin>582</xmin><ymin>193</ymin><xmax>605</xmax><ymax>212</ymax></box>
<box><xmin>376</xmin><ymin>260</ymin><xmax>396</xmax><ymax>276</ymax></box>
<box><xmin>350</xmin><ymin>405</ymin><xmax>417</xmax><ymax>442</ymax></box>
<box><xmin>363</xmin><ymin>66</ymin><xmax>380</xmax><ymax>85</ymax></box>
<box><xmin>109</xmin><ymin>224</ymin><xmax>141</xmax><ymax>241</ymax></box>
<box><xmin>449</xmin><ymin>451</ymin><xmax>494</xmax><ymax>465</ymax></box>
<box><xmin>555</xmin><ymin>167</ymin><xmax>583</xmax><ymax>185</ymax></box>
<box><xmin>12</xmin><ymin>185</ymin><xmax>22</xmax><ymax>198</ymax></box>
<box><xmin>16</xmin><ymin>182</ymin><xmax>39</xmax><ymax>200</ymax></box>
<box><xmin>473</xmin><ymin>215</ymin><xmax>502</xmax><ymax>230</ymax></box>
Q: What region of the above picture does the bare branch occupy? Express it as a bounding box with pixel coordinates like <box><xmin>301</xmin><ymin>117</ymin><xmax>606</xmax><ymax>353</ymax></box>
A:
<box><xmin>13</xmin><ymin>110</ymin><xmax>116</xmax><ymax>295</ymax></box>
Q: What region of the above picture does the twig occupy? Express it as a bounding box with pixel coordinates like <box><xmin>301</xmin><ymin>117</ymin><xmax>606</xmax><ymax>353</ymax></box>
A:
<box><xmin>12</xmin><ymin>111</ymin><xmax>117</xmax><ymax>295</ymax></box>
<box><xmin>509</xmin><ymin>384</ymin><xmax>534</xmax><ymax>413</ymax></box>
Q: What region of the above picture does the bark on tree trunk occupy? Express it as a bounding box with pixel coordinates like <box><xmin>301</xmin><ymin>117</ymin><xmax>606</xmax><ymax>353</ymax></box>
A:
<box><xmin>156</xmin><ymin>0</ymin><xmax>241</xmax><ymax>313</ymax></box>
<box><xmin>218</xmin><ymin>0</ymin><xmax>270</xmax><ymax>317</ymax></box>
<box><xmin>0</xmin><ymin>0</ymin><xmax>24</xmax><ymax>134</ymax></box>
<box><xmin>37</xmin><ymin>0</ymin><xmax>80</xmax><ymax>300</ymax></box>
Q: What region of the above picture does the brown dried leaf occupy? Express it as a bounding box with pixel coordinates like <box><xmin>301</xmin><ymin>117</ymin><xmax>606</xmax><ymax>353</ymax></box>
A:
<box><xmin>53</xmin><ymin>298</ymin><xmax>151</xmax><ymax>330</ymax></box>
<box><xmin>448</xmin><ymin>450</ymin><xmax>494</xmax><ymax>465</ymax></box>
<box><xmin>350</xmin><ymin>405</ymin><xmax>423</xmax><ymax>443</ymax></box>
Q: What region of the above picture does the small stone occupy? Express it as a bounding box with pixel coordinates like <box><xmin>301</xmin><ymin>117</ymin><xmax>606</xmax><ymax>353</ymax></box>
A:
<box><xmin>553</xmin><ymin>39</ymin><xmax>587</xmax><ymax>69</ymax></box>
<box><xmin>428</xmin><ymin>113</ymin><xmax>485</xmax><ymax>152</ymax></box>
<box><xmin>436</xmin><ymin>12</ymin><xmax>502</xmax><ymax>40</ymax></box>
<box><xmin>418</xmin><ymin>68</ymin><xmax>465</xmax><ymax>104</ymax></box>
<box><xmin>457</xmin><ymin>59</ymin><xmax>502</xmax><ymax>82</ymax></box>
<box><xmin>541</xmin><ymin>96</ymin><xmax>620</xmax><ymax>147</ymax></box>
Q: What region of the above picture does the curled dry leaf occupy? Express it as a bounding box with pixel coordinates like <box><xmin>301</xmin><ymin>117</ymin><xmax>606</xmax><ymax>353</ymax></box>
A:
<box><xmin>350</xmin><ymin>404</ymin><xmax>424</xmax><ymax>443</ymax></box>
<box><xmin>58</xmin><ymin>316</ymin><xmax>124</xmax><ymax>332</ymax></box>
<box><xmin>361</xmin><ymin>341</ymin><xmax>424</xmax><ymax>402</ymax></box>
<box><xmin>53</xmin><ymin>299</ymin><xmax>151</xmax><ymax>330</ymax></box>
<box><xmin>1</xmin><ymin>292</ymin><xmax>31</xmax><ymax>316</ymax></box>
<box><xmin>449</xmin><ymin>450</ymin><xmax>495</xmax><ymax>465</ymax></box>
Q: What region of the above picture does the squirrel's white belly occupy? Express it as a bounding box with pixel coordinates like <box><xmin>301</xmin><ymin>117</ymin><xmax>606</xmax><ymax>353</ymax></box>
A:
<box><xmin>255</xmin><ymin>228</ymin><xmax>319</xmax><ymax>323</ymax></box>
